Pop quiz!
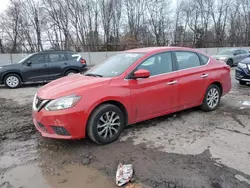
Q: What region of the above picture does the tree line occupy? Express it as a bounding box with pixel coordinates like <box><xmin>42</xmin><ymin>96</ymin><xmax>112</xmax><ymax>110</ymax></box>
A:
<box><xmin>0</xmin><ymin>0</ymin><xmax>250</xmax><ymax>53</ymax></box>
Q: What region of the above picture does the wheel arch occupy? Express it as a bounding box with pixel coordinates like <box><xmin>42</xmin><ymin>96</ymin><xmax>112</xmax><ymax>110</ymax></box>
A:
<box><xmin>64</xmin><ymin>68</ymin><xmax>79</xmax><ymax>75</ymax></box>
<box><xmin>200</xmin><ymin>81</ymin><xmax>223</xmax><ymax>105</ymax></box>
<box><xmin>210</xmin><ymin>81</ymin><xmax>223</xmax><ymax>96</ymax></box>
<box><xmin>3</xmin><ymin>71</ymin><xmax>24</xmax><ymax>82</ymax></box>
<box><xmin>227</xmin><ymin>58</ymin><xmax>234</xmax><ymax>66</ymax></box>
<box><xmin>87</xmin><ymin>100</ymin><xmax>129</xmax><ymax>129</ymax></box>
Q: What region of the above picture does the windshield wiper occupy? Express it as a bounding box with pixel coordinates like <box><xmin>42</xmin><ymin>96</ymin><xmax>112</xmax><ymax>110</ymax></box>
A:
<box><xmin>84</xmin><ymin>73</ymin><xmax>103</xmax><ymax>77</ymax></box>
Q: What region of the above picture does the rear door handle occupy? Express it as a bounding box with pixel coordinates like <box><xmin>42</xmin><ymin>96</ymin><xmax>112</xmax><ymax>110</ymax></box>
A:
<box><xmin>201</xmin><ymin>74</ymin><xmax>209</xmax><ymax>78</ymax></box>
<box><xmin>167</xmin><ymin>80</ymin><xmax>178</xmax><ymax>85</ymax></box>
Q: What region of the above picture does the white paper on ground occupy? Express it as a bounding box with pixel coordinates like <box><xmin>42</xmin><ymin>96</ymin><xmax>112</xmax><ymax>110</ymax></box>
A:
<box><xmin>116</xmin><ymin>163</ymin><xmax>133</xmax><ymax>186</ymax></box>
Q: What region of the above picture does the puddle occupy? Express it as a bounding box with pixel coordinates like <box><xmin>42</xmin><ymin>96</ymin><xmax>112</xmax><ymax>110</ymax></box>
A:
<box><xmin>45</xmin><ymin>164</ymin><xmax>117</xmax><ymax>188</ymax></box>
<box><xmin>0</xmin><ymin>164</ymin><xmax>50</xmax><ymax>188</ymax></box>
<box><xmin>0</xmin><ymin>163</ymin><xmax>116</xmax><ymax>188</ymax></box>
<box><xmin>0</xmin><ymin>156</ymin><xmax>21</xmax><ymax>169</ymax></box>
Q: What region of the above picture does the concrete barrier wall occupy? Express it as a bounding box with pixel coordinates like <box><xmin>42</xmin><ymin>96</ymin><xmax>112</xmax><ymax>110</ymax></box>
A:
<box><xmin>1</xmin><ymin>47</ymin><xmax>250</xmax><ymax>66</ymax></box>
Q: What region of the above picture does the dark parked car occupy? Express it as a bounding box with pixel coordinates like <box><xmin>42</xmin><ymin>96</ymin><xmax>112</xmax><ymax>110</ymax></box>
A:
<box><xmin>235</xmin><ymin>57</ymin><xmax>250</xmax><ymax>85</ymax></box>
<box><xmin>0</xmin><ymin>51</ymin><xmax>87</xmax><ymax>88</ymax></box>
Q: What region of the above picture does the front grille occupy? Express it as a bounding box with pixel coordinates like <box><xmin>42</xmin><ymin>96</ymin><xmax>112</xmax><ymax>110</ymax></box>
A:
<box><xmin>51</xmin><ymin>126</ymin><xmax>70</xmax><ymax>136</ymax></box>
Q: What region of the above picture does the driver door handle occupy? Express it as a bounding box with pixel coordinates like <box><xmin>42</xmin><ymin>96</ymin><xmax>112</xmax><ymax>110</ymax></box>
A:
<box><xmin>167</xmin><ymin>80</ymin><xmax>178</xmax><ymax>85</ymax></box>
<box><xmin>201</xmin><ymin>74</ymin><xmax>209</xmax><ymax>78</ymax></box>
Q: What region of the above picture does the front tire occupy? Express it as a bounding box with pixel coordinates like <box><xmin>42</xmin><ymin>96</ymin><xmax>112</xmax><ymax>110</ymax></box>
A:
<box><xmin>87</xmin><ymin>104</ymin><xmax>125</xmax><ymax>145</ymax></box>
<box><xmin>201</xmin><ymin>84</ymin><xmax>221</xmax><ymax>112</ymax></box>
<box><xmin>4</xmin><ymin>74</ymin><xmax>22</xmax><ymax>89</ymax></box>
<box><xmin>227</xmin><ymin>59</ymin><xmax>233</xmax><ymax>67</ymax></box>
<box><xmin>239</xmin><ymin>80</ymin><xmax>246</xmax><ymax>85</ymax></box>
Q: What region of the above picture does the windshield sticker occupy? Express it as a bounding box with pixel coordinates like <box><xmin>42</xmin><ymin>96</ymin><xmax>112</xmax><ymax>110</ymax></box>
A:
<box><xmin>72</xmin><ymin>54</ymin><xmax>81</xmax><ymax>61</ymax></box>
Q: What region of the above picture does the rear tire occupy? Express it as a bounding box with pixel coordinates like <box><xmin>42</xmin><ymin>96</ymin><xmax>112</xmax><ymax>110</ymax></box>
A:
<box><xmin>65</xmin><ymin>70</ymin><xmax>78</xmax><ymax>76</ymax></box>
<box><xmin>239</xmin><ymin>80</ymin><xmax>246</xmax><ymax>85</ymax></box>
<box><xmin>201</xmin><ymin>84</ymin><xmax>221</xmax><ymax>112</ymax></box>
<box><xmin>87</xmin><ymin>104</ymin><xmax>125</xmax><ymax>145</ymax></box>
<box><xmin>227</xmin><ymin>59</ymin><xmax>233</xmax><ymax>67</ymax></box>
<box><xmin>4</xmin><ymin>74</ymin><xmax>22</xmax><ymax>89</ymax></box>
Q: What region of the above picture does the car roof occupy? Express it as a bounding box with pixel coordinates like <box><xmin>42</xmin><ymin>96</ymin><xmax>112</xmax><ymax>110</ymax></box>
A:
<box><xmin>32</xmin><ymin>50</ymin><xmax>75</xmax><ymax>55</ymax></box>
<box><xmin>227</xmin><ymin>48</ymin><xmax>244</xmax><ymax>51</ymax></box>
<box><xmin>125</xmin><ymin>46</ymin><xmax>207</xmax><ymax>55</ymax></box>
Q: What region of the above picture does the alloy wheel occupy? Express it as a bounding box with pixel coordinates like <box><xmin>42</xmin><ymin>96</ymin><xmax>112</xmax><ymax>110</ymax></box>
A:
<box><xmin>207</xmin><ymin>88</ymin><xmax>219</xmax><ymax>109</ymax></box>
<box><xmin>6</xmin><ymin>76</ymin><xmax>19</xmax><ymax>88</ymax></box>
<box><xmin>97</xmin><ymin>111</ymin><xmax>121</xmax><ymax>139</ymax></box>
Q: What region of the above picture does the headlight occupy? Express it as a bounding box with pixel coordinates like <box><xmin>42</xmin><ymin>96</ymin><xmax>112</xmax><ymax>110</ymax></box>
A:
<box><xmin>219</xmin><ymin>57</ymin><xmax>227</xmax><ymax>60</ymax></box>
<box><xmin>45</xmin><ymin>95</ymin><xmax>81</xmax><ymax>111</ymax></box>
<box><xmin>32</xmin><ymin>93</ymin><xmax>37</xmax><ymax>110</ymax></box>
<box><xmin>238</xmin><ymin>62</ymin><xmax>247</xmax><ymax>69</ymax></box>
<box><xmin>248</xmin><ymin>64</ymin><xmax>250</xmax><ymax>70</ymax></box>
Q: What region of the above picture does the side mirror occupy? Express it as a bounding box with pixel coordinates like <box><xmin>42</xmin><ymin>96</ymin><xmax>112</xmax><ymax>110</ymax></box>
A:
<box><xmin>26</xmin><ymin>61</ymin><xmax>32</xmax><ymax>66</ymax></box>
<box><xmin>133</xmin><ymin>69</ymin><xmax>150</xmax><ymax>79</ymax></box>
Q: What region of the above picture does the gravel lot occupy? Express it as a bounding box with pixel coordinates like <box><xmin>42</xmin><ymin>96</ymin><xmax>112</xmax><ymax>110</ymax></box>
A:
<box><xmin>0</xmin><ymin>68</ymin><xmax>250</xmax><ymax>188</ymax></box>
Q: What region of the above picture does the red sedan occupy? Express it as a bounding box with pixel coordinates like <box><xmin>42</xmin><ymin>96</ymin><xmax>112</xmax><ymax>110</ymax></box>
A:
<box><xmin>32</xmin><ymin>47</ymin><xmax>231</xmax><ymax>144</ymax></box>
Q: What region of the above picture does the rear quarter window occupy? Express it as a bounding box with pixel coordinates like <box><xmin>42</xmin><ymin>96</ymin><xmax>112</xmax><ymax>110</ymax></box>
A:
<box><xmin>199</xmin><ymin>54</ymin><xmax>209</xmax><ymax>65</ymax></box>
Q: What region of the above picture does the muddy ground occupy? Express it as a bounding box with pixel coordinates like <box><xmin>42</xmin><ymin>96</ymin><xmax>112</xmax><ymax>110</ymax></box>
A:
<box><xmin>0</xmin><ymin>68</ymin><xmax>250</xmax><ymax>188</ymax></box>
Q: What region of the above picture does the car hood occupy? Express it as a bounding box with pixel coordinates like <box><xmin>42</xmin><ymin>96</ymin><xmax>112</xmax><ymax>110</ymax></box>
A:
<box><xmin>240</xmin><ymin>57</ymin><xmax>250</xmax><ymax>64</ymax></box>
<box><xmin>0</xmin><ymin>63</ymin><xmax>22</xmax><ymax>70</ymax></box>
<box><xmin>37</xmin><ymin>74</ymin><xmax>112</xmax><ymax>99</ymax></box>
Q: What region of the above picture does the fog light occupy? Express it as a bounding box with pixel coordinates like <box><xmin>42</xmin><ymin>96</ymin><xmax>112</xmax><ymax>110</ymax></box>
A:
<box><xmin>51</xmin><ymin>126</ymin><xmax>70</xmax><ymax>136</ymax></box>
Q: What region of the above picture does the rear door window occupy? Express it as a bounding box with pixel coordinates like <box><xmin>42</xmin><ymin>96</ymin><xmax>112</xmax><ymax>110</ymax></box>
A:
<box><xmin>49</xmin><ymin>53</ymin><xmax>67</xmax><ymax>63</ymax></box>
<box><xmin>175</xmin><ymin>51</ymin><xmax>201</xmax><ymax>70</ymax></box>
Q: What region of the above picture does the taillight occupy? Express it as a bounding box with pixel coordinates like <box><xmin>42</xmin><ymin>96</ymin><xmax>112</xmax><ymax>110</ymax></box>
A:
<box><xmin>80</xmin><ymin>58</ymin><xmax>86</xmax><ymax>65</ymax></box>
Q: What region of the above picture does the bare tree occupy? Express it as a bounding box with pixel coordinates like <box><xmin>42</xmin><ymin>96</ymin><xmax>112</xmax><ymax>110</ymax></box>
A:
<box><xmin>146</xmin><ymin>0</ymin><xmax>172</xmax><ymax>45</ymax></box>
<box><xmin>24</xmin><ymin>0</ymin><xmax>44</xmax><ymax>51</ymax></box>
<box><xmin>99</xmin><ymin>0</ymin><xmax>114</xmax><ymax>44</ymax></box>
<box><xmin>43</xmin><ymin>0</ymin><xmax>71</xmax><ymax>50</ymax></box>
<box><xmin>1</xmin><ymin>0</ymin><xmax>23</xmax><ymax>53</ymax></box>
<box><xmin>210</xmin><ymin>0</ymin><xmax>232</xmax><ymax>46</ymax></box>
<box><xmin>124</xmin><ymin>0</ymin><xmax>147</xmax><ymax>41</ymax></box>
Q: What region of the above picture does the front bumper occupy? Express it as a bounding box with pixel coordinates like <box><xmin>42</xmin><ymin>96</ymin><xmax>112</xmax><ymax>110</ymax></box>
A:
<box><xmin>33</xmin><ymin>107</ymin><xmax>88</xmax><ymax>140</ymax></box>
<box><xmin>235</xmin><ymin>67</ymin><xmax>250</xmax><ymax>81</ymax></box>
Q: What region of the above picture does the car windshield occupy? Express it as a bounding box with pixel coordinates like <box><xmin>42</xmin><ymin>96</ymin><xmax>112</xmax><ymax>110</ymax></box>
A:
<box><xmin>17</xmin><ymin>54</ymin><xmax>33</xmax><ymax>64</ymax></box>
<box><xmin>217</xmin><ymin>50</ymin><xmax>233</xmax><ymax>55</ymax></box>
<box><xmin>84</xmin><ymin>53</ymin><xmax>144</xmax><ymax>77</ymax></box>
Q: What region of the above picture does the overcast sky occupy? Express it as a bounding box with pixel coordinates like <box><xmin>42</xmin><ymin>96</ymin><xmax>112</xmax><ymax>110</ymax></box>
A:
<box><xmin>0</xmin><ymin>0</ymin><xmax>178</xmax><ymax>13</ymax></box>
<box><xmin>0</xmin><ymin>0</ymin><xmax>9</xmax><ymax>13</ymax></box>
